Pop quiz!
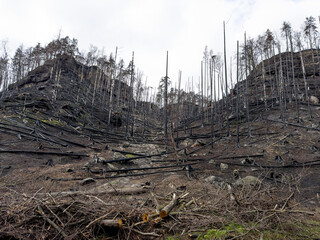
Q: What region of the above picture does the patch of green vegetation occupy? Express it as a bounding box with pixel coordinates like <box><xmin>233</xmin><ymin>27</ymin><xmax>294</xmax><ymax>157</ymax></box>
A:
<box><xmin>195</xmin><ymin>220</ymin><xmax>320</xmax><ymax>240</ymax></box>
<box><xmin>198</xmin><ymin>222</ymin><xmax>245</xmax><ymax>240</ymax></box>
<box><xmin>166</xmin><ymin>237</ymin><xmax>179</xmax><ymax>240</ymax></box>
<box><xmin>125</xmin><ymin>154</ymin><xmax>138</xmax><ymax>157</ymax></box>
<box><xmin>42</xmin><ymin>119</ymin><xmax>64</xmax><ymax>126</ymax></box>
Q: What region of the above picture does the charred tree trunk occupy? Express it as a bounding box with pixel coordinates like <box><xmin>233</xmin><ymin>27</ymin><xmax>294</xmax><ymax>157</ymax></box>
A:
<box><xmin>244</xmin><ymin>32</ymin><xmax>252</xmax><ymax>137</ymax></box>
<box><xmin>236</xmin><ymin>41</ymin><xmax>240</xmax><ymax>147</ymax></box>
<box><xmin>299</xmin><ymin>48</ymin><xmax>312</xmax><ymax>118</ymax></box>
<box><xmin>223</xmin><ymin>21</ymin><xmax>230</xmax><ymax>136</ymax></box>
<box><xmin>289</xmin><ymin>33</ymin><xmax>300</xmax><ymax>122</ymax></box>
<box><xmin>125</xmin><ymin>52</ymin><xmax>135</xmax><ymax>139</ymax></box>
<box><xmin>164</xmin><ymin>51</ymin><xmax>169</xmax><ymax>147</ymax></box>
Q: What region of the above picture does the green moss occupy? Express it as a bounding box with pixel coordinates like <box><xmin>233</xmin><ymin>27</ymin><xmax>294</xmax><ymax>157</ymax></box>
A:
<box><xmin>42</xmin><ymin>119</ymin><xmax>64</xmax><ymax>126</ymax></box>
<box><xmin>166</xmin><ymin>237</ymin><xmax>179</xmax><ymax>240</ymax></box>
<box><xmin>198</xmin><ymin>222</ymin><xmax>246</xmax><ymax>240</ymax></box>
<box><xmin>196</xmin><ymin>220</ymin><xmax>320</xmax><ymax>240</ymax></box>
<box><xmin>125</xmin><ymin>154</ymin><xmax>139</xmax><ymax>157</ymax></box>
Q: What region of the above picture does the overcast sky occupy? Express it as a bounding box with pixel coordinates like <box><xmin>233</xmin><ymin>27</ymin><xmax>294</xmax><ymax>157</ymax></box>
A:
<box><xmin>0</xmin><ymin>0</ymin><xmax>319</xmax><ymax>90</ymax></box>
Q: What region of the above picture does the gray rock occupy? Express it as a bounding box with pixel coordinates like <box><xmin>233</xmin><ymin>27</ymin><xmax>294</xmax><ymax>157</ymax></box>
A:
<box><xmin>220</xmin><ymin>163</ymin><xmax>229</xmax><ymax>170</ymax></box>
<box><xmin>181</xmin><ymin>138</ymin><xmax>193</xmax><ymax>148</ymax></box>
<box><xmin>234</xmin><ymin>176</ymin><xmax>261</xmax><ymax>186</ymax></box>
<box><xmin>113</xmin><ymin>152</ymin><xmax>125</xmax><ymax>160</ymax></box>
<box><xmin>205</xmin><ymin>175</ymin><xmax>228</xmax><ymax>189</ymax></box>
<box><xmin>310</xmin><ymin>96</ymin><xmax>319</xmax><ymax>104</ymax></box>
<box><xmin>83</xmin><ymin>161</ymin><xmax>93</xmax><ymax>168</ymax></box>
<box><xmin>122</xmin><ymin>142</ymin><xmax>131</xmax><ymax>148</ymax></box>
<box><xmin>80</xmin><ymin>178</ymin><xmax>96</xmax><ymax>186</ymax></box>
<box><xmin>107</xmin><ymin>163</ymin><xmax>118</xmax><ymax>171</ymax></box>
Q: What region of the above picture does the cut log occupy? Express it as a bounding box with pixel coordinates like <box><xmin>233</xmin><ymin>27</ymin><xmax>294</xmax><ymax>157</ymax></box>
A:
<box><xmin>159</xmin><ymin>193</ymin><xmax>179</xmax><ymax>218</ymax></box>
<box><xmin>100</xmin><ymin>219</ymin><xmax>123</xmax><ymax>228</ymax></box>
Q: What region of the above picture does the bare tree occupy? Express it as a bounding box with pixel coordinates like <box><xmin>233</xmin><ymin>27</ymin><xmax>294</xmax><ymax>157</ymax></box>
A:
<box><xmin>236</xmin><ymin>41</ymin><xmax>240</xmax><ymax>147</ymax></box>
<box><xmin>223</xmin><ymin>21</ymin><xmax>230</xmax><ymax>136</ymax></box>
<box><xmin>0</xmin><ymin>41</ymin><xmax>9</xmax><ymax>90</ymax></box>
<box><xmin>295</xmin><ymin>31</ymin><xmax>312</xmax><ymax>118</ymax></box>
<box><xmin>303</xmin><ymin>16</ymin><xmax>318</xmax><ymax>77</ymax></box>
<box><xmin>125</xmin><ymin>52</ymin><xmax>135</xmax><ymax>139</ymax></box>
<box><xmin>164</xmin><ymin>51</ymin><xmax>169</xmax><ymax>148</ymax></box>
<box><xmin>244</xmin><ymin>32</ymin><xmax>252</xmax><ymax>137</ymax></box>
<box><xmin>257</xmin><ymin>35</ymin><xmax>268</xmax><ymax>110</ymax></box>
<box><xmin>281</xmin><ymin>21</ymin><xmax>293</xmax><ymax>102</ymax></box>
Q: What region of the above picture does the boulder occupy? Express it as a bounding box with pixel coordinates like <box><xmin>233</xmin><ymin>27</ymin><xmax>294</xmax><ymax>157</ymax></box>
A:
<box><xmin>205</xmin><ymin>175</ymin><xmax>228</xmax><ymax>189</ymax></box>
<box><xmin>106</xmin><ymin>163</ymin><xmax>118</xmax><ymax>171</ymax></box>
<box><xmin>310</xmin><ymin>96</ymin><xmax>319</xmax><ymax>104</ymax></box>
<box><xmin>122</xmin><ymin>142</ymin><xmax>131</xmax><ymax>148</ymax></box>
<box><xmin>113</xmin><ymin>152</ymin><xmax>125</xmax><ymax>160</ymax></box>
<box><xmin>180</xmin><ymin>138</ymin><xmax>193</xmax><ymax>148</ymax></box>
<box><xmin>191</xmin><ymin>139</ymin><xmax>206</xmax><ymax>147</ymax></box>
<box><xmin>220</xmin><ymin>163</ymin><xmax>228</xmax><ymax>170</ymax></box>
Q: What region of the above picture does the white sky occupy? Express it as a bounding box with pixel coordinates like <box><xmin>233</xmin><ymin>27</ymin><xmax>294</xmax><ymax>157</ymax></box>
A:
<box><xmin>0</xmin><ymin>0</ymin><xmax>319</xmax><ymax>90</ymax></box>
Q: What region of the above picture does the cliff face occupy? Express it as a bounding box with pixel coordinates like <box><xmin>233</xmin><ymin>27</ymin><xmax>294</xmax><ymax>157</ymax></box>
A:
<box><xmin>0</xmin><ymin>54</ymin><xmax>132</xmax><ymax>127</ymax></box>
<box><xmin>251</xmin><ymin>49</ymin><xmax>320</xmax><ymax>78</ymax></box>
<box><xmin>234</xmin><ymin>49</ymin><xmax>320</xmax><ymax>106</ymax></box>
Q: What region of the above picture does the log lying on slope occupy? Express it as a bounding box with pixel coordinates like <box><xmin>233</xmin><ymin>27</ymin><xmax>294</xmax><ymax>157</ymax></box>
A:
<box><xmin>0</xmin><ymin>149</ymin><xmax>88</xmax><ymax>157</ymax></box>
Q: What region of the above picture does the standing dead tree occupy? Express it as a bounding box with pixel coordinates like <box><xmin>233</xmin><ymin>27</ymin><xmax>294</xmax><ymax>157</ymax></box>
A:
<box><xmin>164</xmin><ymin>51</ymin><xmax>169</xmax><ymax>148</ymax></box>
<box><xmin>125</xmin><ymin>52</ymin><xmax>135</xmax><ymax>139</ymax></box>
<box><xmin>223</xmin><ymin>21</ymin><xmax>230</xmax><ymax>136</ymax></box>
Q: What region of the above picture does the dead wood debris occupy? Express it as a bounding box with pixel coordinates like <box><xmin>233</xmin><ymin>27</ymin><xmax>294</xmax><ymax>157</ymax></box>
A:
<box><xmin>0</xmin><ymin>168</ymin><xmax>318</xmax><ymax>240</ymax></box>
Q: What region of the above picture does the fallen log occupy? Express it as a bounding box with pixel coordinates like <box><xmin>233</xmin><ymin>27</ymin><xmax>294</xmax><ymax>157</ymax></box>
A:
<box><xmin>102</xmin><ymin>150</ymin><xmax>174</xmax><ymax>164</ymax></box>
<box><xmin>216</xmin><ymin>160</ymin><xmax>320</xmax><ymax>169</ymax></box>
<box><xmin>0</xmin><ymin>149</ymin><xmax>89</xmax><ymax>157</ymax></box>
<box><xmin>216</xmin><ymin>154</ymin><xmax>264</xmax><ymax>160</ymax></box>
<box><xmin>111</xmin><ymin>149</ymin><xmax>147</xmax><ymax>157</ymax></box>
<box><xmin>186</xmin><ymin>137</ymin><xmax>222</xmax><ymax>156</ymax></box>
<box><xmin>100</xmin><ymin>219</ymin><xmax>123</xmax><ymax>229</ymax></box>
<box><xmin>52</xmin><ymin>168</ymin><xmax>192</xmax><ymax>181</ymax></box>
<box><xmin>0</xmin><ymin>125</ymin><xmax>68</xmax><ymax>147</ymax></box>
<box><xmin>0</xmin><ymin>121</ymin><xmax>88</xmax><ymax>148</ymax></box>
<box><xmin>103</xmin><ymin>162</ymin><xmax>200</xmax><ymax>173</ymax></box>
<box><xmin>159</xmin><ymin>193</ymin><xmax>179</xmax><ymax>218</ymax></box>
<box><xmin>37</xmin><ymin>205</ymin><xmax>68</xmax><ymax>238</ymax></box>
<box><xmin>35</xmin><ymin>187</ymin><xmax>149</xmax><ymax>197</ymax></box>
<box><xmin>266</xmin><ymin>118</ymin><xmax>320</xmax><ymax>132</ymax></box>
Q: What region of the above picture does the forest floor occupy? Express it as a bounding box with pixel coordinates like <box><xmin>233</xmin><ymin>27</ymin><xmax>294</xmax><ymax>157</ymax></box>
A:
<box><xmin>1</xmin><ymin>98</ymin><xmax>320</xmax><ymax>239</ymax></box>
